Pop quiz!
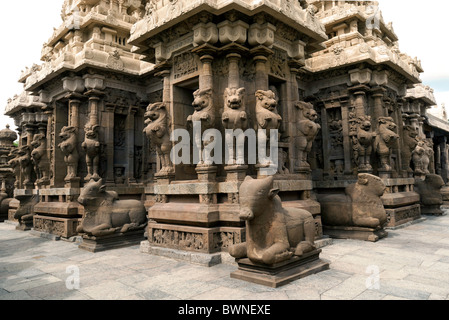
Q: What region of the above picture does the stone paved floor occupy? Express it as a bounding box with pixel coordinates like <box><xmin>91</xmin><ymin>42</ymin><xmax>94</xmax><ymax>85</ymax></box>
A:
<box><xmin>1</xmin><ymin>213</ymin><xmax>449</xmax><ymax>301</ymax></box>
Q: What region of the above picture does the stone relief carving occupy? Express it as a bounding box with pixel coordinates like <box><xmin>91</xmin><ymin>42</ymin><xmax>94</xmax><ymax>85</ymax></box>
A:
<box><xmin>295</xmin><ymin>101</ymin><xmax>321</xmax><ymax>171</ymax></box>
<box><xmin>82</xmin><ymin>125</ymin><xmax>101</xmax><ymax>182</ymax></box>
<box><xmin>8</xmin><ymin>149</ymin><xmax>21</xmax><ymax>188</ymax></box>
<box><xmin>58</xmin><ymin>126</ymin><xmax>79</xmax><ymax>181</ymax></box>
<box><xmin>143</xmin><ymin>102</ymin><xmax>174</xmax><ymax>175</ymax></box>
<box><xmin>229</xmin><ymin>176</ymin><xmax>317</xmax><ymax>265</ymax></box>
<box><xmin>77</xmin><ymin>179</ymin><xmax>147</xmax><ymax>237</ymax></box>
<box><xmin>374</xmin><ymin>117</ymin><xmax>399</xmax><ymax>171</ymax></box>
<box><xmin>412</xmin><ymin>138</ymin><xmax>433</xmax><ymax>175</ymax></box>
<box><xmin>352</xmin><ymin>116</ymin><xmax>376</xmax><ymax>172</ymax></box>
<box><xmin>31</xmin><ymin>133</ymin><xmax>50</xmax><ymax>186</ymax></box>
<box><xmin>222</xmin><ymin>87</ymin><xmax>248</xmax><ymax>165</ymax></box>
<box><xmin>319</xmin><ymin>173</ymin><xmax>388</xmax><ymax>229</ymax></box>
<box><xmin>401</xmin><ymin>125</ymin><xmax>419</xmax><ymax>173</ymax></box>
<box><xmin>188</xmin><ymin>88</ymin><xmax>216</xmax><ymax>166</ymax></box>
<box><xmin>255</xmin><ymin>90</ymin><xmax>282</xmax><ymax>166</ymax></box>
<box><xmin>18</xmin><ymin>145</ymin><xmax>33</xmax><ymax>187</ymax></box>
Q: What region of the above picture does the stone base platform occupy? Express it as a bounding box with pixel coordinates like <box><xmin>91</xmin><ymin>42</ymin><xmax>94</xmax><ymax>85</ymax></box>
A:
<box><xmin>385</xmin><ymin>204</ymin><xmax>422</xmax><ymax>228</ymax></box>
<box><xmin>78</xmin><ymin>230</ymin><xmax>146</xmax><ymax>253</ymax></box>
<box><xmin>323</xmin><ymin>225</ymin><xmax>388</xmax><ymax>242</ymax></box>
<box><xmin>140</xmin><ymin>241</ymin><xmax>226</xmax><ymax>267</ymax></box>
<box><xmin>230</xmin><ymin>249</ymin><xmax>330</xmax><ymax>288</ymax></box>
<box><xmin>421</xmin><ymin>205</ymin><xmax>445</xmax><ymax>216</ymax></box>
<box><xmin>16</xmin><ymin>220</ymin><xmax>34</xmax><ymax>231</ymax></box>
<box><xmin>33</xmin><ymin>215</ymin><xmax>82</xmax><ymax>239</ymax></box>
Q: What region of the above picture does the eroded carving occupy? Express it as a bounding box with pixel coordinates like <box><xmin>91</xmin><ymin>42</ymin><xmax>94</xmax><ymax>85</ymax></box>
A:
<box><xmin>295</xmin><ymin>101</ymin><xmax>321</xmax><ymax>171</ymax></box>
<box><xmin>143</xmin><ymin>102</ymin><xmax>174</xmax><ymax>175</ymax></box>
<box><xmin>375</xmin><ymin>117</ymin><xmax>399</xmax><ymax>171</ymax></box>
<box><xmin>222</xmin><ymin>87</ymin><xmax>247</xmax><ymax>165</ymax></box>
<box><xmin>77</xmin><ymin>179</ymin><xmax>147</xmax><ymax>237</ymax></box>
<box><xmin>229</xmin><ymin>176</ymin><xmax>317</xmax><ymax>265</ymax></box>
<box><xmin>58</xmin><ymin>126</ymin><xmax>79</xmax><ymax>181</ymax></box>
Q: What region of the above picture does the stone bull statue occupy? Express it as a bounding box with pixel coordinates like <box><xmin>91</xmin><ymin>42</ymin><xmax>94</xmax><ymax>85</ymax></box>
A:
<box><xmin>229</xmin><ymin>176</ymin><xmax>317</xmax><ymax>265</ymax></box>
<box><xmin>77</xmin><ymin>179</ymin><xmax>147</xmax><ymax>237</ymax></box>
<box><xmin>318</xmin><ymin>173</ymin><xmax>387</xmax><ymax>229</ymax></box>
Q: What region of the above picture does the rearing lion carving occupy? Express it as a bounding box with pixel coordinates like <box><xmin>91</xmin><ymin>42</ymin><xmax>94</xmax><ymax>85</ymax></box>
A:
<box><xmin>374</xmin><ymin>117</ymin><xmax>399</xmax><ymax>171</ymax></box>
<box><xmin>143</xmin><ymin>102</ymin><xmax>174</xmax><ymax>174</ymax></box>
<box><xmin>188</xmin><ymin>88</ymin><xmax>216</xmax><ymax>166</ymax></box>
<box><xmin>31</xmin><ymin>133</ymin><xmax>50</xmax><ymax>185</ymax></box>
<box><xmin>222</xmin><ymin>87</ymin><xmax>248</xmax><ymax>165</ymax></box>
<box><xmin>58</xmin><ymin>126</ymin><xmax>79</xmax><ymax>181</ymax></box>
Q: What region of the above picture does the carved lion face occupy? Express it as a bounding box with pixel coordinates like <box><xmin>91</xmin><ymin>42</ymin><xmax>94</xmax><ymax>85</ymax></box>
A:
<box><xmin>225</xmin><ymin>87</ymin><xmax>245</xmax><ymax>110</ymax></box>
<box><xmin>192</xmin><ymin>89</ymin><xmax>212</xmax><ymax>111</ymax></box>
<box><xmin>255</xmin><ymin>90</ymin><xmax>278</xmax><ymax>111</ymax></box>
<box><xmin>145</xmin><ymin>102</ymin><xmax>166</xmax><ymax>121</ymax></box>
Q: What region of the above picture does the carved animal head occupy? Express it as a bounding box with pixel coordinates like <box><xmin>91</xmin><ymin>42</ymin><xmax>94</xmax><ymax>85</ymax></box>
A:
<box><xmin>224</xmin><ymin>87</ymin><xmax>246</xmax><ymax>110</ymax></box>
<box><xmin>296</xmin><ymin>101</ymin><xmax>317</xmax><ymax>120</ymax></box>
<box><xmin>31</xmin><ymin>133</ymin><xmax>46</xmax><ymax>149</ymax></box>
<box><xmin>59</xmin><ymin>126</ymin><xmax>77</xmax><ymax>141</ymax></box>
<box><xmin>85</xmin><ymin>125</ymin><xmax>99</xmax><ymax>139</ymax></box>
<box><xmin>378</xmin><ymin>117</ymin><xmax>397</xmax><ymax>131</ymax></box>
<box><xmin>357</xmin><ymin>173</ymin><xmax>386</xmax><ymax>197</ymax></box>
<box><xmin>255</xmin><ymin>90</ymin><xmax>278</xmax><ymax>112</ymax></box>
<box><xmin>238</xmin><ymin>176</ymin><xmax>280</xmax><ymax>221</ymax></box>
<box><xmin>404</xmin><ymin>125</ymin><xmax>418</xmax><ymax>138</ymax></box>
<box><xmin>145</xmin><ymin>102</ymin><xmax>167</xmax><ymax>121</ymax></box>
<box><xmin>358</xmin><ymin>116</ymin><xmax>372</xmax><ymax>132</ymax></box>
<box><xmin>192</xmin><ymin>88</ymin><xmax>213</xmax><ymax>111</ymax></box>
<box><xmin>78</xmin><ymin>179</ymin><xmax>118</xmax><ymax>208</ymax></box>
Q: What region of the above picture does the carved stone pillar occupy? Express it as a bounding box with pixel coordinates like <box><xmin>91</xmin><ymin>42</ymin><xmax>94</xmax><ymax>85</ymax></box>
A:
<box><xmin>104</xmin><ymin>104</ymin><xmax>116</xmax><ymax>186</ymax></box>
<box><xmin>126</xmin><ymin>106</ymin><xmax>138</xmax><ymax>184</ymax></box>
<box><xmin>371</xmin><ymin>88</ymin><xmax>387</xmax><ymax>121</ymax></box>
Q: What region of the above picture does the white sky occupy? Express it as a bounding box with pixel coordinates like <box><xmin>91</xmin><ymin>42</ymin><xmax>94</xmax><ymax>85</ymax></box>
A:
<box><xmin>0</xmin><ymin>0</ymin><xmax>448</xmax><ymax>133</ymax></box>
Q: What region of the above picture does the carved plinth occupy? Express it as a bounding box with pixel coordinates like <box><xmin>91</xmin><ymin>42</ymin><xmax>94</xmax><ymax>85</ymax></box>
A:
<box><xmin>292</xmin><ymin>168</ymin><xmax>312</xmax><ymax>180</ymax></box>
<box><xmin>441</xmin><ymin>186</ymin><xmax>449</xmax><ymax>206</ymax></box>
<box><xmin>230</xmin><ymin>249</ymin><xmax>329</xmax><ymax>288</ymax></box>
<box><xmin>79</xmin><ymin>230</ymin><xmax>146</xmax><ymax>253</ymax></box>
<box><xmin>65</xmin><ymin>177</ymin><xmax>81</xmax><ymax>189</ymax></box>
<box><xmin>154</xmin><ymin>171</ymin><xmax>176</xmax><ymax>185</ymax></box>
<box><xmin>33</xmin><ymin>215</ymin><xmax>82</xmax><ymax>238</ymax></box>
<box><xmin>385</xmin><ymin>204</ymin><xmax>422</xmax><ymax>228</ymax></box>
<box><xmin>196</xmin><ymin>165</ymin><xmax>218</xmax><ymax>182</ymax></box>
<box><xmin>420</xmin><ymin>205</ymin><xmax>444</xmax><ymax>216</ymax></box>
<box><xmin>224</xmin><ymin>165</ymin><xmax>248</xmax><ymax>182</ymax></box>
<box><xmin>146</xmin><ymin>222</ymin><xmax>246</xmax><ymax>254</ymax></box>
<box><xmin>323</xmin><ymin>225</ymin><xmax>388</xmax><ymax>242</ymax></box>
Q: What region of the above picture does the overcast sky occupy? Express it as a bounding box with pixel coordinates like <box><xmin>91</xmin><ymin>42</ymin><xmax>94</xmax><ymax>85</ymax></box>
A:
<box><xmin>0</xmin><ymin>0</ymin><xmax>448</xmax><ymax>132</ymax></box>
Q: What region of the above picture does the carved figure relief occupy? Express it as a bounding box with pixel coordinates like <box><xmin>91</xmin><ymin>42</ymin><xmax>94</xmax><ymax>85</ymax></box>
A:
<box><xmin>8</xmin><ymin>149</ymin><xmax>21</xmax><ymax>188</ymax></box>
<box><xmin>222</xmin><ymin>87</ymin><xmax>247</xmax><ymax>165</ymax></box>
<box><xmin>413</xmin><ymin>138</ymin><xmax>432</xmax><ymax>175</ymax></box>
<box><xmin>188</xmin><ymin>88</ymin><xmax>216</xmax><ymax>166</ymax></box>
<box><xmin>255</xmin><ymin>90</ymin><xmax>282</xmax><ymax>166</ymax></box>
<box><xmin>319</xmin><ymin>173</ymin><xmax>388</xmax><ymax>229</ymax></box>
<box><xmin>374</xmin><ymin>117</ymin><xmax>399</xmax><ymax>171</ymax></box>
<box><xmin>352</xmin><ymin>116</ymin><xmax>376</xmax><ymax>172</ymax></box>
<box><xmin>31</xmin><ymin>133</ymin><xmax>50</xmax><ymax>186</ymax></box>
<box><xmin>295</xmin><ymin>101</ymin><xmax>321</xmax><ymax>171</ymax></box>
<box><xmin>143</xmin><ymin>102</ymin><xmax>174</xmax><ymax>174</ymax></box>
<box><xmin>402</xmin><ymin>125</ymin><xmax>419</xmax><ymax>173</ymax></box>
<box><xmin>82</xmin><ymin>125</ymin><xmax>101</xmax><ymax>182</ymax></box>
<box><xmin>229</xmin><ymin>176</ymin><xmax>317</xmax><ymax>265</ymax></box>
<box><xmin>18</xmin><ymin>145</ymin><xmax>33</xmax><ymax>186</ymax></box>
<box><xmin>58</xmin><ymin>126</ymin><xmax>79</xmax><ymax>181</ymax></box>
<box><xmin>77</xmin><ymin>179</ymin><xmax>147</xmax><ymax>237</ymax></box>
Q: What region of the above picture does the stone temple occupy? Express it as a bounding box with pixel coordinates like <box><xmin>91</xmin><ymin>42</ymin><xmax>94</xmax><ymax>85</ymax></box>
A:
<box><xmin>2</xmin><ymin>0</ymin><xmax>449</xmax><ymax>286</ymax></box>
